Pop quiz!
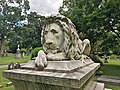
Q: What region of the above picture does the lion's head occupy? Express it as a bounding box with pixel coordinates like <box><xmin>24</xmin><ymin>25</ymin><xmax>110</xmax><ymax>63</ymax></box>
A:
<box><xmin>41</xmin><ymin>15</ymin><xmax>90</xmax><ymax>60</ymax></box>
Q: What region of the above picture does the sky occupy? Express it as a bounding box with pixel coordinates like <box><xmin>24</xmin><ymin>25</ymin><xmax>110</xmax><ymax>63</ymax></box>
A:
<box><xmin>29</xmin><ymin>0</ymin><xmax>63</xmax><ymax>16</ymax></box>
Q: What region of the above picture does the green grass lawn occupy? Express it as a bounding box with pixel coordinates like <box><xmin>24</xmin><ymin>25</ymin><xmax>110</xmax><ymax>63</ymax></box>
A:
<box><xmin>97</xmin><ymin>59</ymin><xmax>120</xmax><ymax>90</ymax></box>
<box><xmin>0</xmin><ymin>53</ymin><xmax>31</xmax><ymax>65</ymax></box>
<box><xmin>0</xmin><ymin>68</ymin><xmax>14</xmax><ymax>90</ymax></box>
<box><xmin>105</xmin><ymin>84</ymin><xmax>120</xmax><ymax>90</ymax></box>
<box><xmin>100</xmin><ymin>59</ymin><xmax>120</xmax><ymax>76</ymax></box>
<box><xmin>0</xmin><ymin>53</ymin><xmax>31</xmax><ymax>90</ymax></box>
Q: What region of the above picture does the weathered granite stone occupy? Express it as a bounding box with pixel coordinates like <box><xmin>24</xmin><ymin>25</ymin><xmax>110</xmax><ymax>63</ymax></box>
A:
<box><xmin>33</xmin><ymin>15</ymin><xmax>92</xmax><ymax>70</ymax></box>
<box><xmin>94</xmin><ymin>82</ymin><xmax>104</xmax><ymax>90</ymax></box>
<box><xmin>15</xmin><ymin>45</ymin><xmax>21</xmax><ymax>59</ymax></box>
<box><xmin>21</xmin><ymin>59</ymin><xmax>94</xmax><ymax>72</ymax></box>
<box><xmin>6</xmin><ymin>82</ymin><xmax>12</xmax><ymax>87</ymax></box>
<box><xmin>84</xmin><ymin>81</ymin><xmax>106</xmax><ymax>90</ymax></box>
<box><xmin>97</xmin><ymin>75</ymin><xmax>120</xmax><ymax>86</ymax></box>
<box><xmin>21</xmin><ymin>60</ymin><xmax>36</xmax><ymax>70</ymax></box>
<box><xmin>3</xmin><ymin>63</ymin><xmax>100</xmax><ymax>90</ymax></box>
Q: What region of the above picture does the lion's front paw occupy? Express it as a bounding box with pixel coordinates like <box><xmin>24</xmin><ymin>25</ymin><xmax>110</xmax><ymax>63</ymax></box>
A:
<box><xmin>35</xmin><ymin>50</ymin><xmax>48</xmax><ymax>70</ymax></box>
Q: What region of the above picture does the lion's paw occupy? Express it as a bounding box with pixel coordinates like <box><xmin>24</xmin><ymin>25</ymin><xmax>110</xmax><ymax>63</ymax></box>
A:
<box><xmin>35</xmin><ymin>50</ymin><xmax>48</xmax><ymax>70</ymax></box>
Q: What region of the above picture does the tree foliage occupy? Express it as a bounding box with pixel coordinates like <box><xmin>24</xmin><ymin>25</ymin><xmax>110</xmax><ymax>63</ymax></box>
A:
<box><xmin>0</xmin><ymin>0</ymin><xmax>30</xmax><ymax>54</ymax></box>
<box><xmin>59</xmin><ymin>0</ymin><xmax>120</xmax><ymax>54</ymax></box>
<box><xmin>0</xmin><ymin>0</ymin><xmax>45</xmax><ymax>53</ymax></box>
<box><xmin>7</xmin><ymin>12</ymin><xmax>45</xmax><ymax>52</ymax></box>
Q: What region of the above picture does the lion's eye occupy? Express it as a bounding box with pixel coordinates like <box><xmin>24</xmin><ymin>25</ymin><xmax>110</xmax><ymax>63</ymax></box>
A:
<box><xmin>51</xmin><ymin>29</ymin><xmax>58</xmax><ymax>34</ymax></box>
<box><xmin>44</xmin><ymin>31</ymin><xmax>48</xmax><ymax>34</ymax></box>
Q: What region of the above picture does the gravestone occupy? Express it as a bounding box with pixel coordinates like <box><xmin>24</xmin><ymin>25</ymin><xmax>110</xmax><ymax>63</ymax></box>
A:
<box><xmin>104</xmin><ymin>55</ymin><xmax>108</xmax><ymax>63</ymax></box>
<box><xmin>15</xmin><ymin>45</ymin><xmax>21</xmax><ymax>59</ymax></box>
<box><xmin>0</xmin><ymin>85</ymin><xmax>3</xmax><ymax>88</ymax></box>
<box><xmin>8</xmin><ymin>61</ymin><xmax>14</xmax><ymax>70</ymax></box>
<box><xmin>3</xmin><ymin>14</ymin><xmax>109</xmax><ymax>90</ymax></box>
<box><xmin>6</xmin><ymin>82</ymin><xmax>12</xmax><ymax>87</ymax></box>
<box><xmin>14</xmin><ymin>62</ymin><xmax>21</xmax><ymax>69</ymax></box>
<box><xmin>4</xmin><ymin>50</ymin><xmax>8</xmax><ymax>57</ymax></box>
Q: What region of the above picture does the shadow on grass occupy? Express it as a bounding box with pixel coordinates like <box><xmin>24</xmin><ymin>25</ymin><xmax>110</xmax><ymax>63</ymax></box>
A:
<box><xmin>105</xmin><ymin>83</ymin><xmax>120</xmax><ymax>90</ymax></box>
<box><xmin>100</xmin><ymin>64</ymin><xmax>120</xmax><ymax>77</ymax></box>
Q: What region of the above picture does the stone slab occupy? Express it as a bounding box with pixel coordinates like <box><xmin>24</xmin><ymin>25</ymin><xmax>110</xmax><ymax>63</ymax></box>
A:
<box><xmin>94</xmin><ymin>82</ymin><xmax>104</xmax><ymax>90</ymax></box>
<box><xmin>97</xmin><ymin>75</ymin><xmax>120</xmax><ymax>86</ymax></box>
<box><xmin>6</xmin><ymin>82</ymin><xmax>12</xmax><ymax>87</ymax></box>
<box><xmin>45</xmin><ymin>60</ymin><xmax>94</xmax><ymax>72</ymax></box>
<box><xmin>105</xmin><ymin>88</ymin><xmax>112</xmax><ymax>90</ymax></box>
<box><xmin>21</xmin><ymin>60</ymin><xmax>36</xmax><ymax>70</ymax></box>
<box><xmin>84</xmin><ymin>82</ymin><xmax>106</xmax><ymax>90</ymax></box>
<box><xmin>84</xmin><ymin>81</ymin><xmax>96</xmax><ymax>90</ymax></box>
<box><xmin>21</xmin><ymin>60</ymin><xmax>94</xmax><ymax>73</ymax></box>
<box><xmin>3</xmin><ymin>63</ymin><xmax>100</xmax><ymax>90</ymax></box>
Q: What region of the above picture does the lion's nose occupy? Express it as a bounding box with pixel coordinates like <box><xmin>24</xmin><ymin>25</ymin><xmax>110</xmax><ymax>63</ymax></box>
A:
<box><xmin>46</xmin><ymin>42</ymin><xmax>52</xmax><ymax>45</ymax></box>
<box><xmin>46</xmin><ymin>41</ymin><xmax>53</xmax><ymax>45</ymax></box>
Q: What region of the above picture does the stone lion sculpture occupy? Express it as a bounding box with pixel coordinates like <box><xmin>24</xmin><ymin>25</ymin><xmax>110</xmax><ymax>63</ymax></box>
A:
<box><xmin>35</xmin><ymin>14</ymin><xmax>91</xmax><ymax>70</ymax></box>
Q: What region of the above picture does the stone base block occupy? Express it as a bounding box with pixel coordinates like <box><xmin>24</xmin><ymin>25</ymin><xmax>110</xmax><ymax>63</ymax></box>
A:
<box><xmin>21</xmin><ymin>60</ymin><xmax>94</xmax><ymax>72</ymax></box>
<box><xmin>94</xmin><ymin>82</ymin><xmax>104</xmax><ymax>90</ymax></box>
<box><xmin>84</xmin><ymin>81</ymin><xmax>106</xmax><ymax>90</ymax></box>
<box><xmin>97</xmin><ymin>75</ymin><xmax>120</xmax><ymax>86</ymax></box>
<box><xmin>3</xmin><ymin>63</ymin><xmax>100</xmax><ymax>90</ymax></box>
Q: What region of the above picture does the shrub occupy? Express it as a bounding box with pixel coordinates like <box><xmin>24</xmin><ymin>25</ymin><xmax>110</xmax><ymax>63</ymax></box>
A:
<box><xmin>21</xmin><ymin>48</ymin><xmax>27</xmax><ymax>53</ymax></box>
<box><xmin>109</xmin><ymin>54</ymin><xmax>117</xmax><ymax>59</ymax></box>
<box><xmin>31</xmin><ymin>47</ymin><xmax>43</xmax><ymax>59</ymax></box>
<box><xmin>90</xmin><ymin>54</ymin><xmax>103</xmax><ymax>66</ymax></box>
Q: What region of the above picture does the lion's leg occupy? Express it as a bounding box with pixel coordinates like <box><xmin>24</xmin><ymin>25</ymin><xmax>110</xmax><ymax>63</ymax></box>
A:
<box><xmin>82</xmin><ymin>39</ymin><xmax>91</xmax><ymax>56</ymax></box>
<box><xmin>35</xmin><ymin>50</ymin><xmax>48</xmax><ymax>70</ymax></box>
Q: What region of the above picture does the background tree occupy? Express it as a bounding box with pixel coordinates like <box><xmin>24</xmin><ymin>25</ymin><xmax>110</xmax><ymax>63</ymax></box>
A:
<box><xmin>0</xmin><ymin>0</ymin><xmax>30</xmax><ymax>55</ymax></box>
<box><xmin>59</xmin><ymin>0</ymin><xmax>120</xmax><ymax>54</ymax></box>
<box><xmin>7</xmin><ymin>12</ymin><xmax>45</xmax><ymax>52</ymax></box>
<box><xmin>26</xmin><ymin>12</ymin><xmax>45</xmax><ymax>48</ymax></box>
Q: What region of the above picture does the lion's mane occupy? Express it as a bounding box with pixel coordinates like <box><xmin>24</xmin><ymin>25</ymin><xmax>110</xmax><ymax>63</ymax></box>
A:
<box><xmin>41</xmin><ymin>15</ymin><xmax>83</xmax><ymax>60</ymax></box>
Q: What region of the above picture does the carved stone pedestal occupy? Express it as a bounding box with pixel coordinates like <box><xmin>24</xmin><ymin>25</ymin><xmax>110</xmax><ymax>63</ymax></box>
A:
<box><xmin>2</xmin><ymin>60</ymin><xmax>104</xmax><ymax>90</ymax></box>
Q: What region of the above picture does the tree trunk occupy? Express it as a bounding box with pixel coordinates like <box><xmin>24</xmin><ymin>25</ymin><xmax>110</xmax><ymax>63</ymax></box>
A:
<box><xmin>0</xmin><ymin>34</ymin><xmax>4</xmax><ymax>56</ymax></box>
<box><xmin>0</xmin><ymin>40</ymin><xmax>1</xmax><ymax>56</ymax></box>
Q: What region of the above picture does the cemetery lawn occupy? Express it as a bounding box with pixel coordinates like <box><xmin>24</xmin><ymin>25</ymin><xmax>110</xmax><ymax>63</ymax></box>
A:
<box><xmin>0</xmin><ymin>68</ymin><xmax>14</xmax><ymax>90</ymax></box>
<box><xmin>98</xmin><ymin>59</ymin><xmax>120</xmax><ymax>90</ymax></box>
<box><xmin>100</xmin><ymin>59</ymin><xmax>120</xmax><ymax>76</ymax></box>
<box><xmin>0</xmin><ymin>53</ymin><xmax>31</xmax><ymax>65</ymax></box>
<box><xmin>105</xmin><ymin>84</ymin><xmax>120</xmax><ymax>90</ymax></box>
<box><xmin>0</xmin><ymin>53</ymin><xmax>31</xmax><ymax>90</ymax></box>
